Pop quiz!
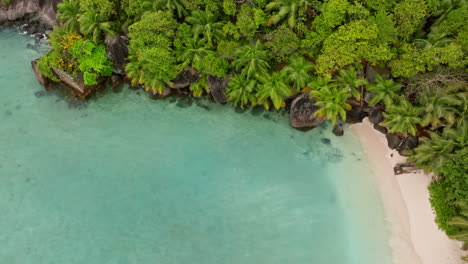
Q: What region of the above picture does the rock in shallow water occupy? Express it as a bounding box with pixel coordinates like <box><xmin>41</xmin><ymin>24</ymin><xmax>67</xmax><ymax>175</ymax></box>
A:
<box><xmin>332</xmin><ymin>124</ymin><xmax>344</xmax><ymax>136</ymax></box>
<box><xmin>290</xmin><ymin>93</ymin><xmax>325</xmax><ymax>130</ymax></box>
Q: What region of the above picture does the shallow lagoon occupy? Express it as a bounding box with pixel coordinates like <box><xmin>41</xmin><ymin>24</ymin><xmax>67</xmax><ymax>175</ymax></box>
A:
<box><xmin>0</xmin><ymin>29</ymin><xmax>393</xmax><ymax>264</ymax></box>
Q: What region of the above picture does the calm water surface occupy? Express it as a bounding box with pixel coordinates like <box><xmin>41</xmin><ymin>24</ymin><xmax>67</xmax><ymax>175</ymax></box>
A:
<box><xmin>0</xmin><ymin>29</ymin><xmax>393</xmax><ymax>264</ymax></box>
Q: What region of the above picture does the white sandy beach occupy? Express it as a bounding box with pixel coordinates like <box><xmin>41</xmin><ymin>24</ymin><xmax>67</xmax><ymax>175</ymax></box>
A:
<box><xmin>351</xmin><ymin>118</ymin><xmax>464</xmax><ymax>264</ymax></box>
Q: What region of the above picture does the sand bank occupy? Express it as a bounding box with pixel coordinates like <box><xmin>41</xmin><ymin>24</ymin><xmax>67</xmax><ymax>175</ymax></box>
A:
<box><xmin>351</xmin><ymin>118</ymin><xmax>464</xmax><ymax>264</ymax></box>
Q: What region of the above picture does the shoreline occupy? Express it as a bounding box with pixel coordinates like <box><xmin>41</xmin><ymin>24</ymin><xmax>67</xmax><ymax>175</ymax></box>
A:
<box><xmin>351</xmin><ymin>118</ymin><xmax>464</xmax><ymax>264</ymax></box>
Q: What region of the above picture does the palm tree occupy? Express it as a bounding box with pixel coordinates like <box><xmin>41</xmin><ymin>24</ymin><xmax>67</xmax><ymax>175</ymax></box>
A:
<box><xmin>311</xmin><ymin>85</ymin><xmax>352</xmax><ymax>125</ymax></box>
<box><xmin>281</xmin><ymin>57</ymin><xmax>314</xmax><ymax>92</ymax></box>
<box><xmin>265</xmin><ymin>0</ymin><xmax>309</xmax><ymax>28</ymax></box>
<box><xmin>190</xmin><ymin>75</ymin><xmax>208</xmax><ymax>97</ymax></box>
<box><xmin>382</xmin><ymin>98</ymin><xmax>423</xmax><ymax>136</ymax></box>
<box><xmin>186</xmin><ymin>8</ymin><xmax>225</xmax><ymax>46</ymax></box>
<box><xmin>79</xmin><ymin>9</ymin><xmax>115</xmax><ymax>43</ymax></box>
<box><xmin>256</xmin><ymin>71</ymin><xmax>292</xmax><ymax>110</ymax></box>
<box><xmin>57</xmin><ymin>0</ymin><xmax>81</xmax><ymax>33</ymax></box>
<box><xmin>367</xmin><ymin>74</ymin><xmax>402</xmax><ymax>106</ymax></box>
<box><xmin>175</xmin><ymin>37</ymin><xmax>210</xmax><ymax>70</ymax></box>
<box><xmin>307</xmin><ymin>76</ymin><xmax>333</xmax><ymax>91</ymax></box>
<box><xmin>334</xmin><ymin>66</ymin><xmax>368</xmax><ymax>100</ymax></box>
<box><xmin>226</xmin><ymin>73</ymin><xmax>259</xmax><ymax>109</ymax></box>
<box><xmin>418</xmin><ymin>89</ymin><xmax>460</xmax><ymax>128</ymax></box>
<box><xmin>232</xmin><ymin>41</ymin><xmax>271</xmax><ymax>80</ymax></box>
<box><xmin>409</xmin><ymin>132</ymin><xmax>457</xmax><ymax>172</ymax></box>
<box><xmin>125</xmin><ymin>59</ymin><xmax>145</xmax><ymax>87</ymax></box>
<box><xmin>143</xmin><ymin>0</ymin><xmax>189</xmax><ymax>18</ymax></box>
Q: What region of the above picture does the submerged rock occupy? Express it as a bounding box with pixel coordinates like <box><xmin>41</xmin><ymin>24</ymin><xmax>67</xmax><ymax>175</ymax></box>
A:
<box><xmin>110</xmin><ymin>74</ymin><xmax>124</xmax><ymax>93</ymax></box>
<box><xmin>332</xmin><ymin>124</ymin><xmax>344</xmax><ymax>136</ymax></box>
<box><xmin>207</xmin><ymin>75</ymin><xmax>229</xmax><ymax>104</ymax></box>
<box><xmin>290</xmin><ymin>93</ymin><xmax>325</xmax><ymax>130</ymax></box>
<box><xmin>321</xmin><ymin>138</ymin><xmax>331</xmax><ymax>145</ymax></box>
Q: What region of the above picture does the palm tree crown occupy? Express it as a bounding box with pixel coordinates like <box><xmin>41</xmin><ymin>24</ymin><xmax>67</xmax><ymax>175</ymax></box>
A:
<box><xmin>186</xmin><ymin>8</ymin><xmax>225</xmax><ymax>46</ymax></box>
<box><xmin>367</xmin><ymin>74</ymin><xmax>402</xmax><ymax>106</ymax></box>
<box><xmin>232</xmin><ymin>41</ymin><xmax>271</xmax><ymax>80</ymax></box>
<box><xmin>265</xmin><ymin>0</ymin><xmax>309</xmax><ymax>28</ymax></box>
<box><xmin>282</xmin><ymin>57</ymin><xmax>314</xmax><ymax>92</ymax></box>
<box><xmin>311</xmin><ymin>85</ymin><xmax>352</xmax><ymax>125</ymax></box>
<box><xmin>257</xmin><ymin>71</ymin><xmax>292</xmax><ymax>110</ymax></box>
<box><xmin>382</xmin><ymin>98</ymin><xmax>423</xmax><ymax>136</ymax></box>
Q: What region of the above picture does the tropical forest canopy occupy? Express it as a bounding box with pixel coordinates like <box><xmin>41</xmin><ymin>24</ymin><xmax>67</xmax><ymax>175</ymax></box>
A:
<box><xmin>37</xmin><ymin>0</ymin><xmax>467</xmax><ymax>256</ymax></box>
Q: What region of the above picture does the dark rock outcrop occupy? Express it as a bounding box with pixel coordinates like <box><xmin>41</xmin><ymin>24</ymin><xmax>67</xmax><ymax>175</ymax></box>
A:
<box><xmin>373</xmin><ymin>124</ymin><xmax>388</xmax><ymax>134</ymax></box>
<box><xmin>0</xmin><ymin>0</ymin><xmax>61</xmax><ymax>33</ymax></box>
<box><xmin>207</xmin><ymin>75</ymin><xmax>229</xmax><ymax>104</ymax></box>
<box><xmin>397</xmin><ymin>136</ymin><xmax>419</xmax><ymax>156</ymax></box>
<box><xmin>110</xmin><ymin>74</ymin><xmax>124</xmax><ymax>92</ymax></box>
<box><xmin>31</xmin><ymin>58</ymin><xmax>54</xmax><ymax>90</ymax></box>
<box><xmin>52</xmin><ymin>67</ymin><xmax>85</xmax><ymax>93</ymax></box>
<box><xmin>346</xmin><ymin>106</ymin><xmax>368</xmax><ymax>124</ymax></box>
<box><xmin>169</xmin><ymin>67</ymin><xmax>200</xmax><ymax>89</ymax></box>
<box><xmin>332</xmin><ymin>124</ymin><xmax>344</xmax><ymax>136</ymax></box>
<box><xmin>369</xmin><ymin>110</ymin><xmax>383</xmax><ymax>124</ymax></box>
<box><xmin>386</xmin><ymin>133</ymin><xmax>403</xmax><ymax>150</ymax></box>
<box><xmin>105</xmin><ymin>35</ymin><xmax>128</xmax><ymax>75</ymax></box>
<box><xmin>290</xmin><ymin>93</ymin><xmax>325</xmax><ymax>130</ymax></box>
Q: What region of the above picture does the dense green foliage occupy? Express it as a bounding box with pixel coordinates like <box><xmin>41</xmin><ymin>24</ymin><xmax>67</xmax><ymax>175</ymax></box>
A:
<box><xmin>40</xmin><ymin>0</ymin><xmax>468</xmax><ymax>257</ymax></box>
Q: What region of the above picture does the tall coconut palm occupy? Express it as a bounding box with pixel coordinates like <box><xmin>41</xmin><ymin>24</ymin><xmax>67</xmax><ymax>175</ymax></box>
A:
<box><xmin>175</xmin><ymin>37</ymin><xmax>210</xmax><ymax>70</ymax></box>
<box><xmin>281</xmin><ymin>57</ymin><xmax>314</xmax><ymax>92</ymax></box>
<box><xmin>382</xmin><ymin>98</ymin><xmax>423</xmax><ymax>136</ymax></box>
<box><xmin>226</xmin><ymin>73</ymin><xmax>259</xmax><ymax>109</ymax></box>
<box><xmin>256</xmin><ymin>71</ymin><xmax>292</xmax><ymax>110</ymax></box>
<box><xmin>265</xmin><ymin>0</ymin><xmax>309</xmax><ymax>28</ymax></box>
<box><xmin>79</xmin><ymin>9</ymin><xmax>115</xmax><ymax>43</ymax></box>
<box><xmin>334</xmin><ymin>66</ymin><xmax>368</xmax><ymax>100</ymax></box>
<box><xmin>57</xmin><ymin>0</ymin><xmax>81</xmax><ymax>33</ymax></box>
<box><xmin>143</xmin><ymin>0</ymin><xmax>189</xmax><ymax>18</ymax></box>
<box><xmin>232</xmin><ymin>41</ymin><xmax>271</xmax><ymax>80</ymax></box>
<box><xmin>310</xmin><ymin>85</ymin><xmax>352</xmax><ymax>125</ymax></box>
<box><xmin>367</xmin><ymin>74</ymin><xmax>402</xmax><ymax>106</ymax></box>
<box><xmin>186</xmin><ymin>8</ymin><xmax>225</xmax><ymax>46</ymax></box>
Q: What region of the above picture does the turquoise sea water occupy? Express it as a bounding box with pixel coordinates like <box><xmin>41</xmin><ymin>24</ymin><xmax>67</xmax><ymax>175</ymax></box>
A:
<box><xmin>0</xmin><ymin>29</ymin><xmax>393</xmax><ymax>264</ymax></box>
